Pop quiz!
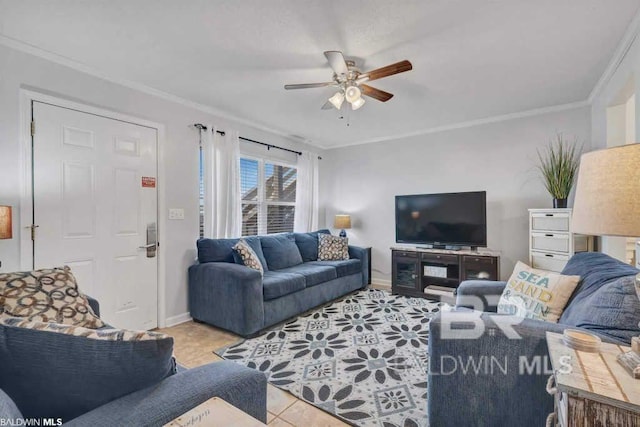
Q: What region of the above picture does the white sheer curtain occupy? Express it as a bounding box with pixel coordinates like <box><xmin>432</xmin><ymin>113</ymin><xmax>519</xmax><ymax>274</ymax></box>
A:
<box><xmin>294</xmin><ymin>151</ymin><xmax>320</xmax><ymax>232</ymax></box>
<box><xmin>203</xmin><ymin>126</ymin><xmax>242</xmax><ymax>238</ymax></box>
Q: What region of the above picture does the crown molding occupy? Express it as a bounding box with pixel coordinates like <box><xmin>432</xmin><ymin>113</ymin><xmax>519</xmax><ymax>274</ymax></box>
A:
<box><xmin>3</xmin><ymin>10</ymin><xmax>636</xmax><ymax>153</ymax></box>
<box><xmin>316</xmin><ymin>100</ymin><xmax>590</xmax><ymax>149</ymax></box>
<box><xmin>588</xmin><ymin>8</ymin><xmax>640</xmax><ymax>104</ymax></box>
<box><xmin>0</xmin><ymin>34</ymin><xmax>325</xmax><ymax>149</ymax></box>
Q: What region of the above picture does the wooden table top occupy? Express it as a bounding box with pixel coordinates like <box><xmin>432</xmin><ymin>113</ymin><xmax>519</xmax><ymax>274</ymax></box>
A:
<box><xmin>546</xmin><ymin>332</ymin><xmax>640</xmax><ymax>414</ymax></box>
<box><xmin>164</xmin><ymin>397</ymin><xmax>267</xmax><ymax>427</ymax></box>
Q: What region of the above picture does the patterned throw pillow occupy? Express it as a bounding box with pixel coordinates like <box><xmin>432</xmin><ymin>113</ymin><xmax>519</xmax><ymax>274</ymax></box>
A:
<box><xmin>318</xmin><ymin>234</ymin><xmax>349</xmax><ymax>261</ymax></box>
<box><xmin>232</xmin><ymin>239</ymin><xmax>264</xmax><ymax>276</ymax></box>
<box><xmin>0</xmin><ymin>317</ymin><xmax>169</xmax><ymax>341</ymax></box>
<box><xmin>0</xmin><ymin>266</ymin><xmax>104</xmax><ymax>328</ymax></box>
<box><xmin>497</xmin><ymin>261</ymin><xmax>580</xmax><ymax>323</ymax></box>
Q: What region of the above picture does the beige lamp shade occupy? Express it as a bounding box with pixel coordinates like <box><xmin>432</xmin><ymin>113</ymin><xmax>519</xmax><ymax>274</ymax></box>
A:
<box><xmin>334</xmin><ymin>214</ymin><xmax>352</xmax><ymax>229</ymax></box>
<box><xmin>0</xmin><ymin>206</ymin><xmax>12</xmax><ymax>239</ymax></box>
<box><xmin>572</xmin><ymin>143</ymin><xmax>640</xmax><ymax>237</ymax></box>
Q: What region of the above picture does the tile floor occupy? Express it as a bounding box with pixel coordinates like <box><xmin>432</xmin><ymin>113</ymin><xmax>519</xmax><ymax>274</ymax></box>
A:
<box><xmin>157</xmin><ymin>317</ymin><xmax>350</xmax><ymax>426</ymax></box>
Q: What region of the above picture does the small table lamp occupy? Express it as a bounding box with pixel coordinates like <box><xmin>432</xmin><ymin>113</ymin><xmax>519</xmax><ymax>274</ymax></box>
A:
<box><xmin>0</xmin><ymin>206</ymin><xmax>12</xmax><ymax>239</ymax></box>
<box><xmin>334</xmin><ymin>214</ymin><xmax>351</xmax><ymax>238</ymax></box>
<box><xmin>571</xmin><ymin>143</ymin><xmax>640</xmax><ymax>377</ymax></box>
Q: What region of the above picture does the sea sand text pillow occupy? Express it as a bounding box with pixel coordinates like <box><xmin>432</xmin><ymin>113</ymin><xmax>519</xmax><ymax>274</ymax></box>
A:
<box><xmin>0</xmin><ymin>266</ymin><xmax>104</xmax><ymax>328</ymax></box>
<box><xmin>497</xmin><ymin>261</ymin><xmax>580</xmax><ymax>323</ymax></box>
<box><xmin>318</xmin><ymin>234</ymin><xmax>349</xmax><ymax>261</ymax></box>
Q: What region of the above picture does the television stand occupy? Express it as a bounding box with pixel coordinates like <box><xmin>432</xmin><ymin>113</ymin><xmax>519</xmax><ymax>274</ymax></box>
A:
<box><xmin>391</xmin><ymin>246</ymin><xmax>501</xmax><ymax>301</ymax></box>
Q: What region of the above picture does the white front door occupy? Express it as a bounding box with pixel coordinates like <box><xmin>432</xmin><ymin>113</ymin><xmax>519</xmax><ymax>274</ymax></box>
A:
<box><xmin>32</xmin><ymin>101</ymin><xmax>158</xmax><ymax>330</ymax></box>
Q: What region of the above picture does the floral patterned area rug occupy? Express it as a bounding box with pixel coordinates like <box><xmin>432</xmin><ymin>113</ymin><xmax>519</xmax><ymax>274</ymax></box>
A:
<box><xmin>217</xmin><ymin>288</ymin><xmax>444</xmax><ymax>427</ymax></box>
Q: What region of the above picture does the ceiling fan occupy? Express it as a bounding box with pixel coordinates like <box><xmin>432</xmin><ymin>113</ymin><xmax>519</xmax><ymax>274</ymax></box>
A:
<box><xmin>284</xmin><ymin>51</ymin><xmax>413</xmax><ymax>111</ymax></box>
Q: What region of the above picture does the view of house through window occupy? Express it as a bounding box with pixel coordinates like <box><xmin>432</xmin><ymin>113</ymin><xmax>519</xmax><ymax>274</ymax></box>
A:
<box><xmin>240</xmin><ymin>157</ymin><xmax>297</xmax><ymax>236</ymax></box>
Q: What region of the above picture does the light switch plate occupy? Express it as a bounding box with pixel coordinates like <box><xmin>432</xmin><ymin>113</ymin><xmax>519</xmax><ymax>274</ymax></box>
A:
<box><xmin>168</xmin><ymin>208</ymin><xmax>184</xmax><ymax>220</ymax></box>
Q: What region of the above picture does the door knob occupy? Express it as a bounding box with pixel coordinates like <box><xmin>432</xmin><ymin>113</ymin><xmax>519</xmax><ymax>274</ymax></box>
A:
<box><xmin>142</xmin><ymin>223</ymin><xmax>157</xmax><ymax>258</ymax></box>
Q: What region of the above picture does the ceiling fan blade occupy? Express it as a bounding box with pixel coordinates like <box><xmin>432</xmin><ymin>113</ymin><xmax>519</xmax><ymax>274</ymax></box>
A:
<box><xmin>359</xmin><ymin>60</ymin><xmax>413</xmax><ymax>82</ymax></box>
<box><xmin>324</xmin><ymin>51</ymin><xmax>349</xmax><ymax>76</ymax></box>
<box><xmin>321</xmin><ymin>101</ymin><xmax>334</xmax><ymax>110</ymax></box>
<box><xmin>284</xmin><ymin>82</ymin><xmax>333</xmax><ymax>90</ymax></box>
<box><xmin>361</xmin><ymin>84</ymin><xmax>394</xmax><ymax>102</ymax></box>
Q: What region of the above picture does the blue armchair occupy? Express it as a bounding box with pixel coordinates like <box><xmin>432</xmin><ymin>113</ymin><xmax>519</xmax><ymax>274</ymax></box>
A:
<box><xmin>0</xmin><ymin>297</ymin><xmax>267</xmax><ymax>425</ymax></box>
<box><xmin>427</xmin><ymin>252</ymin><xmax>640</xmax><ymax>427</ymax></box>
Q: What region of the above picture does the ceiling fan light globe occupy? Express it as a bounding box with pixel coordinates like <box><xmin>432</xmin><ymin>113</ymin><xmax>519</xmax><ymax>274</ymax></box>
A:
<box><xmin>328</xmin><ymin>92</ymin><xmax>344</xmax><ymax>109</ymax></box>
<box><xmin>345</xmin><ymin>85</ymin><xmax>361</xmax><ymax>103</ymax></box>
<box><xmin>351</xmin><ymin>97</ymin><xmax>365</xmax><ymax>110</ymax></box>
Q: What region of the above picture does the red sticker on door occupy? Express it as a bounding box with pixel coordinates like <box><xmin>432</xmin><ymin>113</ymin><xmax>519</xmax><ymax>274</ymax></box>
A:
<box><xmin>142</xmin><ymin>177</ymin><xmax>156</xmax><ymax>188</ymax></box>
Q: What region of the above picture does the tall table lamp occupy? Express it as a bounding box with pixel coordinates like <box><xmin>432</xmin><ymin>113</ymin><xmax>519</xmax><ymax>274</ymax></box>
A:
<box><xmin>571</xmin><ymin>143</ymin><xmax>640</xmax><ymax>377</ymax></box>
<box><xmin>334</xmin><ymin>214</ymin><xmax>352</xmax><ymax>238</ymax></box>
<box><xmin>0</xmin><ymin>206</ymin><xmax>12</xmax><ymax>239</ymax></box>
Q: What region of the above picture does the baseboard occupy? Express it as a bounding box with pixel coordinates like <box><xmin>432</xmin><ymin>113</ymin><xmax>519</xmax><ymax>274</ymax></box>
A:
<box><xmin>165</xmin><ymin>312</ymin><xmax>192</xmax><ymax>327</ymax></box>
<box><xmin>371</xmin><ymin>278</ymin><xmax>392</xmax><ymax>288</ymax></box>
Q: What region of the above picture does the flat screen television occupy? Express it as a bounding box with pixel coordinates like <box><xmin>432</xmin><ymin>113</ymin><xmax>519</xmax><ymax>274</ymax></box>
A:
<box><xmin>395</xmin><ymin>191</ymin><xmax>487</xmax><ymax>248</ymax></box>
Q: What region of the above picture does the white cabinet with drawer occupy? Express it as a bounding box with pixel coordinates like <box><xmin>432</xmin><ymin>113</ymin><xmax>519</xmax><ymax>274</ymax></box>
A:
<box><xmin>528</xmin><ymin>208</ymin><xmax>593</xmax><ymax>273</ymax></box>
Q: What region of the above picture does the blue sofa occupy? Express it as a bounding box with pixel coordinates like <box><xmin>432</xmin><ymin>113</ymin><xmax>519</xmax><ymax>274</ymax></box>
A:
<box><xmin>188</xmin><ymin>230</ymin><xmax>369</xmax><ymax>337</ymax></box>
<box><xmin>0</xmin><ymin>297</ymin><xmax>267</xmax><ymax>425</ymax></box>
<box><xmin>427</xmin><ymin>252</ymin><xmax>640</xmax><ymax>427</ymax></box>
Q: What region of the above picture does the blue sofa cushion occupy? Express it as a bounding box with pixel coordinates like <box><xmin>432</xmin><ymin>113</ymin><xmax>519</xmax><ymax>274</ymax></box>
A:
<box><xmin>198</xmin><ymin>237</ymin><xmax>238</xmax><ymax>263</ymax></box>
<box><xmin>560</xmin><ymin>252</ymin><xmax>638</xmax><ymax>324</ymax></box>
<box><xmin>260</xmin><ymin>234</ymin><xmax>303</xmax><ymax>270</ymax></box>
<box><xmin>198</xmin><ymin>237</ymin><xmax>268</xmax><ymax>271</ymax></box>
<box><xmin>0</xmin><ymin>319</ymin><xmax>176</xmax><ymax>421</ymax></box>
<box><xmin>262</xmin><ymin>271</ymin><xmax>306</xmax><ymax>301</ymax></box>
<box><xmin>559</xmin><ymin>275</ymin><xmax>640</xmax><ymax>344</ymax></box>
<box><xmin>275</xmin><ymin>264</ymin><xmax>338</xmax><ymax>287</ymax></box>
<box><xmin>294</xmin><ymin>229</ymin><xmax>331</xmax><ymax>262</ymax></box>
<box><xmin>307</xmin><ymin>259</ymin><xmax>362</xmax><ymax>278</ymax></box>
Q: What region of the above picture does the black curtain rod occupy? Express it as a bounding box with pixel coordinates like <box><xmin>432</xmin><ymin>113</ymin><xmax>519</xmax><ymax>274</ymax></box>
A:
<box><xmin>194</xmin><ymin>123</ymin><xmax>321</xmax><ymax>159</ymax></box>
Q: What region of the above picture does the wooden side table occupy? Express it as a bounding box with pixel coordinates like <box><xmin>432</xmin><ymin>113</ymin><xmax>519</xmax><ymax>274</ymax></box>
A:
<box><xmin>546</xmin><ymin>332</ymin><xmax>640</xmax><ymax>426</ymax></box>
<box><xmin>164</xmin><ymin>397</ymin><xmax>266</xmax><ymax>427</ymax></box>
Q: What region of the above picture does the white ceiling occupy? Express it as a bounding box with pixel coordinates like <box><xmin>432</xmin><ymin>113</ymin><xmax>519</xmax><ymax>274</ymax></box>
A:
<box><xmin>1</xmin><ymin>0</ymin><xmax>638</xmax><ymax>148</ymax></box>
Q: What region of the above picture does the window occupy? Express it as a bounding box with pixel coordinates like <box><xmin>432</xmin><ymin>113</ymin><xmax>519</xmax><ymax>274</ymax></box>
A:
<box><xmin>240</xmin><ymin>157</ymin><xmax>297</xmax><ymax>236</ymax></box>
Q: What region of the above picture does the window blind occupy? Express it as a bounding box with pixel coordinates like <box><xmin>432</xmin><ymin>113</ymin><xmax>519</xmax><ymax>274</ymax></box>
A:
<box><xmin>240</xmin><ymin>157</ymin><xmax>297</xmax><ymax>236</ymax></box>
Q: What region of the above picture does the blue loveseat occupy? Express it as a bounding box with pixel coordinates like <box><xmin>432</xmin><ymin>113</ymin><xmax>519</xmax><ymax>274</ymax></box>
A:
<box><xmin>0</xmin><ymin>297</ymin><xmax>267</xmax><ymax>425</ymax></box>
<box><xmin>188</xmin><ymin>230</ymin><xmax>369</xmax><ymax>336</ymax></box>
<box><xmin>427</xmin><ymin>252</ymin><xmax>640</xmax><ymax>427</ymax></box>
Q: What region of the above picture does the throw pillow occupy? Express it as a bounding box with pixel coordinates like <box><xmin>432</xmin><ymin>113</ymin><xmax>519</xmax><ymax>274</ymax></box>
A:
<box><xmin>318</xmin><ymin>234</ymin><xmax>349</xmax><ymax>261</ymax></box>
<box><xmin>556</xmin><ymin>275</ymin><xmax>640</xmax><ymax>345</ymax></box>
<box><xmin>0</xmin><ymin>317</ymin><xmax>175</xmax><ymax>421</ymax></box>
<box><xmin>232</xmin><ymin>239</ymin><xmax>264</xmax><ymax>276</ymax></box>
<box><xmin>497</xmin><ymin>261</ymin><xmax>580</xmax><ymax>323</ymax></box>
<box><xmin>1</xmin><ymin>317</ymin><xmax>170</xmax><ymax>341</ymax></box>
<box><xmin>260</xmin><ymin>233</ymin><xmax>304</xmax><ymax>270</ymax></box>
<box><xmin>0</xmin><ymin>266</ymin><xmax>104</xmax><ymax>328</ymax></box>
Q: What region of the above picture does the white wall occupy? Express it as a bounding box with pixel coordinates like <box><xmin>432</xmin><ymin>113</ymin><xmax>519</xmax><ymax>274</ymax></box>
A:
<box><xmin>0</xmin><ymin>44</ymin><xmax>323</xmax><ymax>324</ymax></box>
<box><xmin>320</xmin><ymin>107</ymin><xmax>591</xmax><ymax>284</ymax></box>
